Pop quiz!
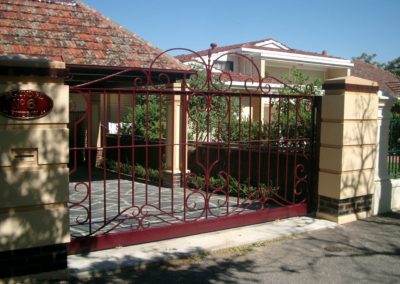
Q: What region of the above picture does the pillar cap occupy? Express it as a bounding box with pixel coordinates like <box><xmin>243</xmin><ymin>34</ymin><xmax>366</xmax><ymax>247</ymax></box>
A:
<box><xmin>323</xmin><ymin>76</ymin><xmax>378</xmax><ymax>93</ymax></box>
<box><xmin>0</xmin><ymin>56</ymin><xmax>67</xmax><ymax>78</ymax></box>
<box><xmin>0</xmin><ymin>55</ymin><xmax>65</xmax><ymax>69</ymax></box>
<box><xmin>324</xmin><ymin>76</ymin><xmax>378</xmax><ymax>87</ymax></box>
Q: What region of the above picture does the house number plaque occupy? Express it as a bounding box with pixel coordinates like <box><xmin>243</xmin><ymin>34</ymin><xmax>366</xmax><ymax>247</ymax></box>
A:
<box><xmin>0</xmin><ymin>90</ymin><xmax>53</xmax><ymax>120</ymax></box>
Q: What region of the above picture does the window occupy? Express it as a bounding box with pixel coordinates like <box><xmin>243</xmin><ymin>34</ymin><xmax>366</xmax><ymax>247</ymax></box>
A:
<box><xmin>213</xmin><ymin>61</ymin><xmax>234</xmax><ymax>71</ymax></box>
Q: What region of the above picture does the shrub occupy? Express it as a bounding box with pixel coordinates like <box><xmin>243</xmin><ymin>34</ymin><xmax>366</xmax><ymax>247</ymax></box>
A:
<box><xmin>148</xmin><ymin>167</ymin><xmax>160</xmax><ymax>182</ymax></box>
<box><xmin>134</xmin><ymin>163</ymin><xmax>146</xmax><ymax>179</ymax></box>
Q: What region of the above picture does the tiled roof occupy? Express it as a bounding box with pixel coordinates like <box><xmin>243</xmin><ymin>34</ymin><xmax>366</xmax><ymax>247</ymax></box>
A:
<box><xmin>176</xmin><ymin>38</ymin><xmax>343</xmax><ymax>62</ymax></box>
<box><xmin>0</xmin><ymin>0</ymin><xmax>186</xmax><ymax>70</ymax></box>
<box><xmin>351</xmin><ymin>60</ymin><xmax>400</xmax><ymax>96</ymax></box>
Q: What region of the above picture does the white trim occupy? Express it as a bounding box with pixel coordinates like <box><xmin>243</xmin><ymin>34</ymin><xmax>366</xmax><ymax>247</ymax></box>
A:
<box><xmin>241</xmin><ymin>47</ymin><xmax>353</xmax><ymax>68</ymax></box>
<box><xmin>229</xmin><ymin>81</ymin><xmax>282</xmax><ymax>89</ymax></box>
<box><xmin>254</xmin><ymin>39</ymin><xmax>289</xmax><ymax>50</ymax></box>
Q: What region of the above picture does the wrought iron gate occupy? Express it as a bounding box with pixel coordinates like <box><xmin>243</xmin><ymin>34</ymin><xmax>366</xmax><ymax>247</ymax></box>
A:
<box><xmin>68</xmin><ymin>48</ymin><xmax>321</xmax><ymax>254</ymax></box>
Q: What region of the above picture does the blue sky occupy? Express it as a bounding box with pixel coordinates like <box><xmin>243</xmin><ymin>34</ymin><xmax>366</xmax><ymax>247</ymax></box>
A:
<box><xmin>82</xmin><ymin>0</ymin><xmax>399</xmax><ymax>63</ymax></box>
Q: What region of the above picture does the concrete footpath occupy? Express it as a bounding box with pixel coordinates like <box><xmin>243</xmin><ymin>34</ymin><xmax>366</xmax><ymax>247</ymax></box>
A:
<box><xmin>69</xmin><ymin>216</ymin><xmax>336</xmax><ymax>278</ymax></box>
<box><xmin>67</xmin><ymin>212</ymin><xmax>400</xmax><ymax>283</ymax></box>
<box><xmin>21</xmin><ymin>212</ymin><xmax>400</xmax><ymax>283</ymax></box>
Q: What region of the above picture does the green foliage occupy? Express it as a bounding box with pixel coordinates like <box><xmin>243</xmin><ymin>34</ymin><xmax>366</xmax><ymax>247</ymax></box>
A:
<box><xmin>391</xmin><ymin>100</ymin><xmax>400</xmax><ymax>118</ymax></box>
<box><xmin>353</xmin><ymin>53</ymin><xmax>400</xmax><ymax>76</ymax></box>
<box><xmin>352</xmin><ymin>53</ymin><xmax>386</xmax><ymax>68</ymax></box>
<box><xmin>186</xmin><ymin>174</ymin><xmax>277</xmax><ymax>200</ymax></box>
<box><xmin>271</xmin><ymin>69</ymin><xmax>322</xmax><ymax>140</ymax></box>
<box><xmin>133</xmin><ymin>163</ymin><xmax>146</xmax><ymax>178</ymax></box>
<box><xmin>105</xmin><ymin>159</ymin><xmax>160</xmax><ymax>182</ymax></box>
<box><xmin>219</xmin><ymin>119</ymin><xmax>269</xmax><ymax>143</ymax></box>
<box><xmin>385</xmin><ymin>57</ymin><xmax>400</xmax><ymax>76</ymax></box>
<box><xmin>187</xmin><ymin>65</ymin><xmax>240</xmax><ymax>141</ymax></box>
<box><xmin>148</xmin><ymin>167</ymin><xmax>160</xmax><ymax>182</ymax></box>
<box><xmin>121</xmin><ymin>94</ymin><xmax>166</xmax><ymax>141</ymax></box>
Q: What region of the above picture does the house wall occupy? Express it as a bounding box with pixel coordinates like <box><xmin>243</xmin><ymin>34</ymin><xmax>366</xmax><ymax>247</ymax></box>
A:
<box><xmin>106</xmin><ymin>93</ymin><xmax>132</xmax><ymax>123</ymax></box>
<box><xmin>265</xmin><ymin>66</ymin><xmax>290</xmax><ymax>79</ymax></box>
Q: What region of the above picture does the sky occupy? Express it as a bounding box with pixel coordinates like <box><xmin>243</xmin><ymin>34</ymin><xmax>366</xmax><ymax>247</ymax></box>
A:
<box><xmin>81</xmin><ymin>0</ymin><xmax>400</xmax><ymax>63</ymax></box>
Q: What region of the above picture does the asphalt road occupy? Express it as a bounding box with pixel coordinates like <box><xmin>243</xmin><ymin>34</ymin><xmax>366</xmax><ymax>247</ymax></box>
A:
<box><xmin>72</xmin><ymin>212</ymin><xmax>400</xmax><ymax>284</ymax></box>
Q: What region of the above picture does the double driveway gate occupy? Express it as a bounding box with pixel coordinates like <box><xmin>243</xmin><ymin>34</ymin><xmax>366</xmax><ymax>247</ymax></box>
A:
<box><xmin>67</xmin><ymin>49</ymin><xmax>321</xmax><ymax>254</ymax></box>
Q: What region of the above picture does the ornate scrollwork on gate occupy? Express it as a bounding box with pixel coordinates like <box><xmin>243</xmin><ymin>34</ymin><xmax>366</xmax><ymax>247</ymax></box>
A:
<box><xmin>67</xmin><ymin>45</ymin><xmax>319</xmax><ymax>242</ymax></box>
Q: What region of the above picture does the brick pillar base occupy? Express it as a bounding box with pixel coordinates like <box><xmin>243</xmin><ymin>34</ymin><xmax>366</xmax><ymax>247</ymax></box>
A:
<box><xmin>162</xmin><ymin>171</ymin><xmax>182</xmax><ymax>188</ymax></box>
<box><xmin>318</xmin><ymin>194</ymin><xmax>372</xmax><ymax>217</ymax></box>
<box><xmin>0</xmin><ymin>244</ymin><xmax>67</xmax><ymax>279</ymax></box>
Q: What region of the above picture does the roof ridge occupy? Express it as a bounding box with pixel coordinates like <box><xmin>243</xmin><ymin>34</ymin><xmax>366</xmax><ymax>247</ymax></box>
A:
<box><xmin>178</xmin><ymin>38</ymin><xmax>279</xmax><ymax>56</ymax></box>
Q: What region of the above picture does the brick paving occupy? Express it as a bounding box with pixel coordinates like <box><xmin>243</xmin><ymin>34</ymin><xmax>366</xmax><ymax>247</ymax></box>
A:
<box><xmin>69</xmin><ymin>171</ymin><xmax>248</xmax><ymax>237</ymax></box>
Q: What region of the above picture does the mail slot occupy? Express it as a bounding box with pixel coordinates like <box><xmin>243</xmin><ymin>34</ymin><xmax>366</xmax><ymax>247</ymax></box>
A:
<box><xmin>11</xmin><ymin>148</ymin><xmax>38</xmax><ymax>166</ymax></box>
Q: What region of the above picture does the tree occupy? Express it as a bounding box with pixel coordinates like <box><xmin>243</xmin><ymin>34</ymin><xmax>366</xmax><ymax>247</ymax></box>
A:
<box><xmin>352</xmin><ymin>52</ymin><xmax>386</xmax><ymax>68</ymax></box>
<box><xmin>385</xmin><ymin>57</ymin><xmax>400</xmax><ymax>76</ymax></box>
<box><xmin>353</xmin><ymin>53</ymin><xmax>400</xmax><ymax>76</ymax></box>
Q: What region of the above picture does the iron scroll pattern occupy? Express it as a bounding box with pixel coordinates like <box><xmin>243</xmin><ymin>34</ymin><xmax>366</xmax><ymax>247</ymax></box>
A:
<box><xmin>68</xmin><ymin>46</ymin><xmax>318</xmax><ymax>237</ymax></box>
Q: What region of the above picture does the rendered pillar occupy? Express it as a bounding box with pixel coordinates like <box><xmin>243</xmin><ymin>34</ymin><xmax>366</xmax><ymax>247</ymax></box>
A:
<box><xmin>0</xmin><ymin>58</ymin><xmax>69</xmax><ymax>278</ymax></box>
<box><xmin>317</xmin><ymin>76</ymin><xmax>378</xmax><ymax>224</ymax></box>
<box><xmin>162</xmin><ymin>82</ymin><xmax>187</xmax><ymax>188</ymax></box>
<box><xmin>373</xmin><ymin>92</ymin><xmax>396</xmax><ymax>214</ymax></box>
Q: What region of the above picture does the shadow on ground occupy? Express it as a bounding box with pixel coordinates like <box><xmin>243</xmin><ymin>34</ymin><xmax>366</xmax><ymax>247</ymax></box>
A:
<box><xmin>67</xmin><ymin>212</ymin><xmax>400</xmax><ymax>283</ymax></box>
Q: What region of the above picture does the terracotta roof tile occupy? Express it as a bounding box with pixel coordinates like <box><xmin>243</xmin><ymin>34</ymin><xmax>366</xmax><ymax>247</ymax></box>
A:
<box><xmin>351</xmin><ymin>60</ymin><xmax>400</xmax><ymax>96</ymax></box>
<box><xmin>0</xmin><ymin>0</ymin><xmax>186</xmax><ymax>70</ymax></box>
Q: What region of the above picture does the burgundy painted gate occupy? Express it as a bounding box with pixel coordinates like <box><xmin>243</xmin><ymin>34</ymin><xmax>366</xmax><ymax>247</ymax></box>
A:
<box><xmin>67</xmin><ymin>48</ymin><xmax>321</xmax><ymax>254</ymax></box>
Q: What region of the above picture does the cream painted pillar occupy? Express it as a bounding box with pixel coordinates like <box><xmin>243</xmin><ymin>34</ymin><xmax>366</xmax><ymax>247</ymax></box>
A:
<box><xmin>0</xmin><ymin>57</ymin><xmax>69</xmax><ymax>278</ymax></box>
<box><xmin>162</xmin><ymin>82</ymin><xmax>187</xmax><ymax>188</ymax></box>
<box><xmin>317</xmin><ymin>76</ymin><xmax>378</xmax><ymax>224</ymax></box>
<box><xmin>251</xmin><ymin>95</ymin><xmax>262</xmax><ymax>123</ymax></box>
<box><xmin>373</xmin><ymin>92</ymin><xmax>396</xmax><ymax>214</ymax></box>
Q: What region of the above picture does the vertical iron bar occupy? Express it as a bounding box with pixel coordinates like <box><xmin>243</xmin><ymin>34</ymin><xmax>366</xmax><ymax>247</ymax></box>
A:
<box><xmin>102</xmin><ymin>91</ymin><xmax>108</xmax><ymax>225</ymax></box>
<box><xmin>227</xmin><ymin>94</ymin><xmax>232</xmax><ymax>215</ymax></box>
<box><xmin>117</xmin><ymin>92</ymin><xmax>121</xmax><ymax>214</ymax></box>
<box><xmin>284</xmin><ymin>96</ymin><xmax>290</xmax><ymax>200</ymax></box>
<box><xmin>267</xmin><ymin>96</ymin><xmax>273</xmax><ymax>198</ymax></box>
<box><xmin>310</xmin><ymin>96</ymin><xmax>321</xmax><ymax>211</ymax></box>
<box><xmin>131</xmin><ymin>92</ymin><xmax>136</xmax><ymax>206</ymax></box>
<box><xmin>87</xmin><ymin>92</ymin><xmax>93</xmax><ymax>235</ymax></box>
<box><xmin>238</xmin><ymin>93</ymin><xmax>242</xmax><ymax>205</ymax></box>
<box><xmin>247</xmin><ymin>94</ymin><xmax>252</xmax><ymax>201</ymax></box>
<box><xmin>158</xmin><ymin>91</ymin><xmax>163</xmax><ymax>209</ymax></box>
<box><xmin>257</xmin><ymin>95</ymin><xmax>262</xmax><ymax>203</ymax></box>
<box><xmin>145</xmin><ymin>91</ymin><xmax>149</xmax><ymax>205</ymax></box>
<box><xmin>171</xmin><ymin>91</ymin><xmax>176</xmax><ymax>215</ymax></box>
<box><xmin>292</xmin><ymin>97</ymin><xmax>300</xmax><ymax>204</ymax></box>
<box><xmin>275</xmin><ymin>97</ymin><xmax>282</xmax><ymax>200</ymax></box>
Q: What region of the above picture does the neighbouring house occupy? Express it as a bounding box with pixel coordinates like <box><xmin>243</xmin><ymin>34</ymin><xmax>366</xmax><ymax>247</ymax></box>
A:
<box><xmin>351</xmin><ymin>60</ymin><xmax>400</xmax><ymax>97</ymax></box>
<box><xmin>176</xmin><ymin>38</ymin><xmax>354</xmax><ymax>122</ymax></box>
